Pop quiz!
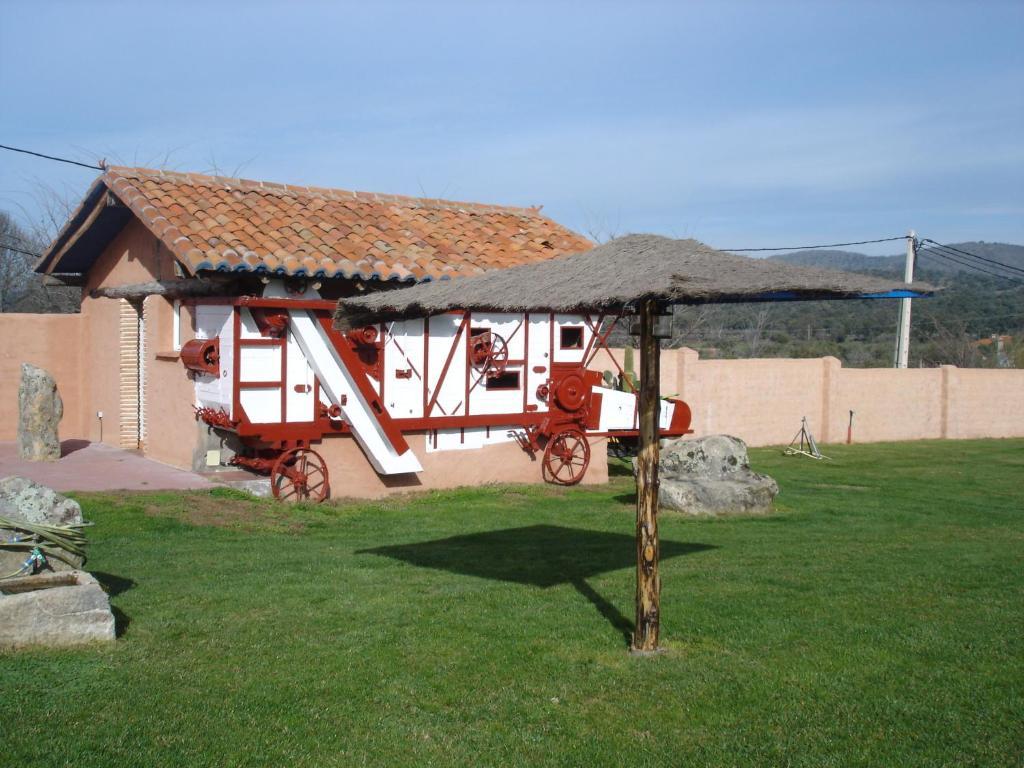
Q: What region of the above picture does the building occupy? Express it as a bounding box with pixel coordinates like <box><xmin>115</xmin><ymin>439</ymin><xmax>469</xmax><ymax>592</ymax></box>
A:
<box><xmin>26</xmin><ymin>166</ymin><xmax>612</xmax><ymax>495</ymax></box>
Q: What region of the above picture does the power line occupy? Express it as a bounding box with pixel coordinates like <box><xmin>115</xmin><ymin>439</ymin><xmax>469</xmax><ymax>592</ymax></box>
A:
<box><xmin>920</xmin><ymin>238</ymin><xmax>1024</xmax><ymax>277</ymax></box>
<box><xmin>722</xmin><ymin>236</ymin><xmax>908</xmax><ymax>252</ymax></box>
<box><xmin>926</xmin><ymin>243</ymin><xmax>1023</xmax><ymax>279</ymax></box>
<box><xmin>919</xmin><ymin>244</ymin><xmax>1024</xmax><ymax>282</ymax></box>
<box><xmin>0</xmin><ymin>143</ymin><xmax>104</xmax><ymax>171</ymax></box>
<box><xmin>918</xmin><ymin>246</ymin><xmax>1024</xmax><ymax>284</ymax></box>
<box><xmin>0</xmin><ymin>240</ymin><xmax>42</xmax><ymax>258</ymax></box>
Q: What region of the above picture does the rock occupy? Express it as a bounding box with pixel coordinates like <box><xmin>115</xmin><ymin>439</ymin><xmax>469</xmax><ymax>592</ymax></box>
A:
<box><xmin>639</xmin><ymin>434</ymin><xmax>779</xmax><ymax>516</ymax></box>
<box><xmin>0</xmin><ymin>571</ymin><xmax>115</xmax><ymax>648</ymax></box>
<box><xmin>0</xmin><ymin>476</ymin><xmax>85</xmax><ymax>574</ymax></box>
<box><xmin>17</xmin><ymin>363</ymin><xmax>63</xmax><ymax>461</ymax></box>
<box><xmin>0</xmin><ymin>476</ymin><xmax>83</xmax><ymax>526</ymax></box>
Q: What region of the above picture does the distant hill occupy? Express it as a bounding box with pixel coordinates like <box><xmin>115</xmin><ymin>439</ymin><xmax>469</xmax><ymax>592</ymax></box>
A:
<box><xmin>767</xmin><ymin>241</ymin><xmax>1024</xmax><ymax>277</ymax></box>
<box><xmin>603</xmin><ymin>241</ymin><xmax>1024</xmax><ymax>368</ymax></box>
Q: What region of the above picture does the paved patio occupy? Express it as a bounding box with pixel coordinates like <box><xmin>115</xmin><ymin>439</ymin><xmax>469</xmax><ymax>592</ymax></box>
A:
<box><xmin>0</xmin><ymin>441</ymin><xmax>217</xmax><ymax>493</ymax></box>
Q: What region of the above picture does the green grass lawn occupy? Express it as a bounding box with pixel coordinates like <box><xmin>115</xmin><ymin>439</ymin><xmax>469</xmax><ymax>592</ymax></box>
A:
<box><xmin>2</xmin><ymin>439</ymin><xmax>1022</xmax><ymax>767</ymax></box>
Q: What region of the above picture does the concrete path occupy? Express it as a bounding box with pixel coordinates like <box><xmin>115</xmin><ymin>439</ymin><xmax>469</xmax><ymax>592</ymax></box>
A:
<box><xmin>0</xmin><ymin>441</ymin><xmax>217</xmax><ymax>493</ymax></box>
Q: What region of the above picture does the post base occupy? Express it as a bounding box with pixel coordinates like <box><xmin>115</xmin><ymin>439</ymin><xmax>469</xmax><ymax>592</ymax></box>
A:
<box><xmin>628</xmin><ymin>645</ymin><xmax>666</xmax><ymax>657</ymax></box>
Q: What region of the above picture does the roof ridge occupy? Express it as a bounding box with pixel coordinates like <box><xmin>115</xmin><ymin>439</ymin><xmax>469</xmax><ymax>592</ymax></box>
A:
<box><xmin>104</xmin><ymin>165</ymin><xmax>545</xmax><ymax>217</ymax></box>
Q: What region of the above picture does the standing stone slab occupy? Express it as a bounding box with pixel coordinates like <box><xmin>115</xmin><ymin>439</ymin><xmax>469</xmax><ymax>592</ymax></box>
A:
<box><xmin>17</xmin><ymin>363</ymin><xmax>63</xmax><ymax>461</ymax></box>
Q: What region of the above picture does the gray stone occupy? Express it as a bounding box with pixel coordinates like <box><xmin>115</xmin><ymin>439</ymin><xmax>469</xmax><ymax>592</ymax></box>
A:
<box><xmin>638</xmin><ymin>434</ymin><xmax>779</xmax><ymax>516</ymax></box>
<box><xmin>17</xmin><ymin>363</ymin><xmax>63</xmax><ymax>461</ymax></box>
<box><xmin>0</xmin><ymin>570</ymin><xmax>115</xmax><ymax>648</ymax></box>
<box><xmin>0</xmin><ymin>476</ymin><xmax>85</xmax><ymax>573</ymax></box>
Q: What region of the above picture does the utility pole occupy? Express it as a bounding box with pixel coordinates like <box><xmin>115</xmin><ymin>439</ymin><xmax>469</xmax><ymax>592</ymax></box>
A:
<box><xmin>893</xmin><ymin>230</ymin><xmax>916</xmax><ymax>368</ymax></box>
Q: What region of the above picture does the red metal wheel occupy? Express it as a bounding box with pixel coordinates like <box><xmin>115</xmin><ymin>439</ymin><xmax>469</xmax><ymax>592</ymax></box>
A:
<box><xmin>271</xmin><ymin>447</ymin><xmax>330</xmax><ymax>503</ymax></box>
<box><xmin>542</xmin><ymin>429</ymin><xmax>591</xmax><ymax>486</ymax></box>
<box><xmin>469</xmin><ymin>331</ymin><xmax>509</xmax><ymax>378</ymax></box>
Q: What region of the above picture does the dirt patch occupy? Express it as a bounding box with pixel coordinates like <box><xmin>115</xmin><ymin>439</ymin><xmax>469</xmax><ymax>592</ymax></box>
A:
<box><xmin>144</xmin><ymin>493</ymin><xmax>306</xmax><ymax>532</ymax></box>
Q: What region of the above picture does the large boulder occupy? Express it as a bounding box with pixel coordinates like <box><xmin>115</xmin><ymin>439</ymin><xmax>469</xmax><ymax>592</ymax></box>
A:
<box><xmin>644</xmin><ymin>434</ymin><xmax>779</xmax><ymax>516</ymax></box>
<box><xmin>17</xmin><ymin>363</ymin><xmax>63</xmax><ymax>461</ymax></box>
<box><xmin>0</xmin><ymin>476</ymin><xmax>85</xmax><ymax>574</ymax></box>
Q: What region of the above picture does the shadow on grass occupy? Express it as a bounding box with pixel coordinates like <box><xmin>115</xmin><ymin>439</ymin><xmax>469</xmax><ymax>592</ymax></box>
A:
<box><xmin>359</xmin><ymin>525</ymin><xmax>714</xmax><ymax>644</ymax></box>
<box><xmin>92</xmin><ymin>571</ymin><xmax>136</xmax><ymax>638</ymax></box>
<box><xmin>607</xmin><ymin>459</ymin><xmax>635</xmax><ymax>478</ymax></box>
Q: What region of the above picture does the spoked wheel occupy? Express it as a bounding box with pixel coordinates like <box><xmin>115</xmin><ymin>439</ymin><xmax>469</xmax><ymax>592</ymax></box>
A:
<box><xmin>542</xmin><ymin>430</ymin><xmax>591</xmax><ymax>486</ymax></box>
<box><xmin>271</xmin><ymin>448</ymin><xmax>330</xmax><ymax>502</ymax></box>
<box><xmin>469</xmin><ymin>331</ymin><xmax>509</xmax><ymax>379</ymax></box>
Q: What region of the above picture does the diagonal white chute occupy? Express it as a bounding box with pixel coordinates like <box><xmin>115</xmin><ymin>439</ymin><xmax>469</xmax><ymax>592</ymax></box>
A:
<box><xmin>288</xmin><ymin>309</ymin><xmax>423</xmax><ymax>475</ymax></box>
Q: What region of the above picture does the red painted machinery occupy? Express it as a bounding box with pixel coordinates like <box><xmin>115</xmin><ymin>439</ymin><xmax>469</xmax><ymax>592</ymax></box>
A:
<box><xmin>184</xmin><ymin>288</ymin><xmax>692</xmax><ymax>501</ymax></box>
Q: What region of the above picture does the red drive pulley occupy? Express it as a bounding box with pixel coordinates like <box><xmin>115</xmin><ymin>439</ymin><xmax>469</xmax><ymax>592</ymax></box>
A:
<box><xmin>554</xmin><ymin>373</ymin><xmax>587</xmax><ymax>412</ymax></box>
<box><xmin>353</xmin><ymin>326</ymin><xmax>379</xmax><ymax>346</ymax></box>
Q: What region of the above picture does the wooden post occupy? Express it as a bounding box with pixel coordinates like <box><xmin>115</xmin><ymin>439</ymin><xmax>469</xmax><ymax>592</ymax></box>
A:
<box><xmin>632</xmin><ymin>298</ymin><xmax>661</xmax><ymax>653</ymax></box>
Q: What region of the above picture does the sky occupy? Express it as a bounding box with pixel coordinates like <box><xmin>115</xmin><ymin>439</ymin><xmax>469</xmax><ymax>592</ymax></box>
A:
<box><xmin>1</xmin><ymin>0</ymin><xmax>1022</xmax><ymax>255</ymax></box>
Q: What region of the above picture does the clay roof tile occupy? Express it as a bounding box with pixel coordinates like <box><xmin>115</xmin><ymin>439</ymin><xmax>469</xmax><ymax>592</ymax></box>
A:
<box><xmin>83</xmin><ymin>166</ymin><xmax>590</xmax><ymax>281</ymax></box>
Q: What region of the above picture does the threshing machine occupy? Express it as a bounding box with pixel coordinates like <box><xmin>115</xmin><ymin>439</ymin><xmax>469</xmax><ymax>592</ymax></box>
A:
<box><xmin>180</xmin><ymin>281</ymin><xmax>693</xmax><ymax>501</ymax></box>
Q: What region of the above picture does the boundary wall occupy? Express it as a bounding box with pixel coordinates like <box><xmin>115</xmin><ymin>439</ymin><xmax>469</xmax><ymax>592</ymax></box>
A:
<box><xmin>2</xmin><ymin>325</ymin><xmax>1022</xmax><ymax>449</ymax></box>
<box><xmin>594</xmin><ymin>347</ymin><xmax>1024</xmax><ymax>446</ymax></box>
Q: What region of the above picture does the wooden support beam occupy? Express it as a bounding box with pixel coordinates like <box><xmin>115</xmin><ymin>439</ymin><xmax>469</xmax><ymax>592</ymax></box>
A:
<box><xmin>41</xmin><ymin>273</ymin><xmax>86</xmax><ymax>287</ymax></box>
<box><xmin>632</xmin><ymin>298</ymin><xmax>662</xmax><ymax>653</ymax></box>
<box><xmin>42</xmin><ymin>191</ymin><xmax>112</xmax><ymax>275</ymax></box>
<box><xmin>89</xmin><ymin>277</ymin><xmax>236</xmax><ymax>301</ymax></box>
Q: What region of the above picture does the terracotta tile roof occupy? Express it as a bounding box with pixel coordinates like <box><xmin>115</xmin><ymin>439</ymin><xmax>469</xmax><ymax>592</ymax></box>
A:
<box><xmin>98</xmin><ymin>167</ymin><xmax>592</xmax><ymax>282</ymax></box>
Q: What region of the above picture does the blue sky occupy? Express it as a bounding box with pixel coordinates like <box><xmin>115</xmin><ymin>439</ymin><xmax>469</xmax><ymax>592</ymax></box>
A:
<box><xmin>1</xmin><ymin>0</ymin><xmax>1022</xmax><ymax>254</ymax></box>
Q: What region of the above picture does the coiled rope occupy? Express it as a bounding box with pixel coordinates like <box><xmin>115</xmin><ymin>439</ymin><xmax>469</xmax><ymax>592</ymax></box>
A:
<box><xmin>0</xmin><ymin>516</ymin><xmax>90</xmax><ymax>580</ymax></box>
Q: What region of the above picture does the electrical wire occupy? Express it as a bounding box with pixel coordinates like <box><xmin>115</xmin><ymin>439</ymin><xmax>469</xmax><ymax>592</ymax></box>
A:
<box><xmin>920</xmin><ymin>238</ymin><xmax>1024</xmax><ymax>277</ymax></box>
<box><xmin>918</xmin><ymin>247</ymin><xmax>1024</xmax><ymax>284</ymax></box>
<box><xmin>0</xmin><ymin>143</ymin><xmax>104</xmax><ymax>171</ymax></box>
<box><xmin>722</xmin><ymin>236</ymin><xmax>908</xmax><ymax>252</ymax></box>
<box><xmin>0</xmin><ymin>240</ymin><xmax>43</xmax><ymax>258</ymax></box>
<box><xmin>924</xmin><ymin>243</ymin><xmax>1023</xmax><ymax>280</ymax></box>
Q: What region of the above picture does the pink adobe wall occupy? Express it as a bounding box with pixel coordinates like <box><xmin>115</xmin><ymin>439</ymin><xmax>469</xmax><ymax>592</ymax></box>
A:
<box><xmin>76</xmin><ymin>219</ymin><xmax>197</xmax><ymax>469</ymax></box>
<box><xmin>597</xmin><ymin>347</ymin><xmax>1024</xmax><ymax>447</ymax></box>
<box><xmin>0</xmin><ymin>314</ymin><xmax>86</xmax><ymax>441</ymax></box>
<box><xmin>139</xmin><ymin>295</ymin><xmax>198</xmax><ymax>470</ymax></box>
<box><xmin>831</xmin><ymin>366</ymin><xmax>943</xmax><ymax>443</ymax></box>
<box><xmin>945</xmin><ymin>367</ymin><xmax>1024</xmax><ymax>439</ymax></box>
<box><xmin>313</xmin><ymin>429</ymin><xmax>608</xmax><ymax>500</ymax></box>
<box><xmin>0</xmin><ymin>220</ymin><xmax>197</xmax><ymax>468</ymax></box>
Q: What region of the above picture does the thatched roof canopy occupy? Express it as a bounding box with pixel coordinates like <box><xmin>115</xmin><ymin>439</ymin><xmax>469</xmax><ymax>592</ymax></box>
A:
<box><xmin>334</xmin><ymin>234</ymin><xmax>934</xmax><ymax>328</ymax></box>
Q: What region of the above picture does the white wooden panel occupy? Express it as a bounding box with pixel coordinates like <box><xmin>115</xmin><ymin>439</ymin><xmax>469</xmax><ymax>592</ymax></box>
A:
<box><xmin>424</xmin><ymin>425</ymin><xmax>519</xmax><ymax>453</ymax></box>
<box><xmin>466</xmin><ymin>313</ymin><xmax>527</xmax><ymax>416</ymax></box>
<box><xmin>289</xmin><ymin>309</ymin><xmax>422</xmax><ymax>475</ymax></box>
<box><xmin>239</xmin><ymin>308</ymin><xmax>263</xmax><ymax>339</ymax></box>
<box><xmin>240</xmin><ymin>387</ymin><xmax>281</xmax><ymax>423</ymax></box>
<box><xmin>383</xmin><ymin>319</ymin><xmax>425</xmax><ymax>419</ymax></box>
<box><xmin>551</xmin><ymin>313</ymin><xmax>593</xmax><ymax>364</ymax></box>
<box><xmin>596</xmin><ymin>386</ymin><xmax>636</xmax><ymax>430</ymax></box>
<box><xmin>194</xmin><ymin>304</ymin><xmax>234</xmax><ymax>415</ymax></box>
<box><xmin>285</xmin><ymin>330</ymin><xmax>315</xmax><ymax>422</ymax></box>
<box><xmin>525</xmin><ymin>313</ymin><xmax>551</xmax><ymax>412</ymax></box>
<box><xmin>470</xmin><ymin>313</ymin><xmax>526</xmax><ymax>359</ymax></box>
<box><xmin>239</xmin><ymin>345</ymin><xmax>281</xmax><ymax>382</ymax></box>
<box><xmin>468</xmin><ymin>369</ymin><xmax>525</xmax><ymax>415</ymax></box>
<box><xmin>594</xmin><ymin>386</ymin><xmax>675</xmax><ymax>431</ymax></box>
<box><xmin>425</xmin><ymin>314</ymin><xmax>467</xmax><ymax>417</ymax></box>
